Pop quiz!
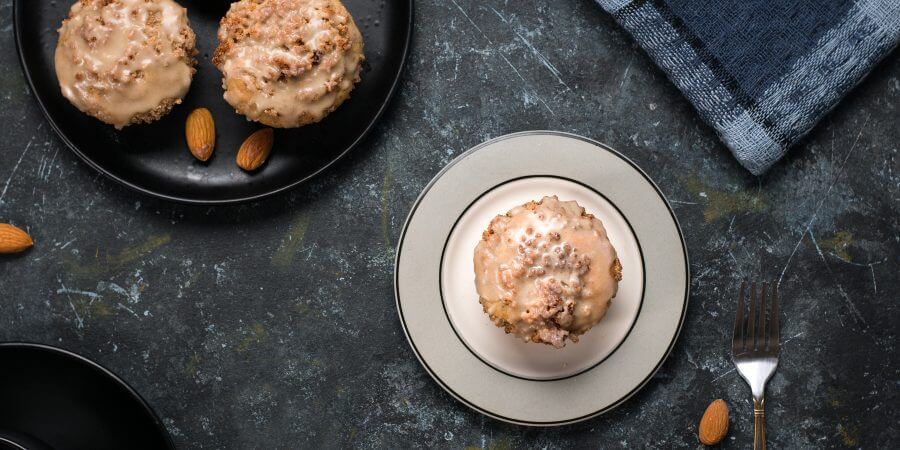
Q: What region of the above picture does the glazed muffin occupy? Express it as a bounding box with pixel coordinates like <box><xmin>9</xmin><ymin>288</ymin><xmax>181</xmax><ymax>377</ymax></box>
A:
<box><xmin>55</xmin><ymin>0</ymin><xmax>198</xmax><ymax>129</ymax></box>
<box><xmin>213</xmin><ymin>0</ymin><xmax>365</xmax><ymax>128</ymax></box>
<box><xmin>473</xmin><ymin>196</ymin><xmax>623</xmax><ymax>348</ymax></box>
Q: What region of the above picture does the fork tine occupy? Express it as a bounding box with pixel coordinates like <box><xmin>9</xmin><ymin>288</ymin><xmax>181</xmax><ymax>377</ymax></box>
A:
<box><xmin>747</xmin><ymin>282</ymin><xmax>757</xmax><ymax>350</ymax></box>
<box><xmin>758</xmin><ymin>282</ymin><xmax>768</xmax><ymax>350</ymax></box>
<box><xmin>732</xmin><ymin>280</ymin><xmax>746</xmax><ymax>353</ymax></box>
<box><xmin>770</xmin><ymin>282</ymin><xmax>780</xmax><ymax>352</ymax></box>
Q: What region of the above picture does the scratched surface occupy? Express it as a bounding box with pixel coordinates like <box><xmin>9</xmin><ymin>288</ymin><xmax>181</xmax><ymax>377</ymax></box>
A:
<box><xmin>1</xmin><ymin>0</ymin><xmax>898</xmax><ymax>448</ymax></box>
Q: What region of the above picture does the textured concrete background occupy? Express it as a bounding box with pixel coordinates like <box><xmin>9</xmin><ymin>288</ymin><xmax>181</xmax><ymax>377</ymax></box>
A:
<box><xmin>1</xmin><ymin>0</ymin><xmax>898</xmax><ymax>448</ymax></box>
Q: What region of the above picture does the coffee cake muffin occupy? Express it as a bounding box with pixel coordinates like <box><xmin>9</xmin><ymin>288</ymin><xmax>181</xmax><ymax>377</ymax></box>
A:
<box><xmin>55</xmin><ymin>0</ymin><xmax>198</xmax><ymax>129</ymax></box>
<box><xmin>473</xmin><ymin>196</ymin><xmax>623</xmax><ymax>348</ymax></box>
<box><xmin>213</xmin><ymin>0</ymin><xmax>365</xmax><ymax>128</ymax></box>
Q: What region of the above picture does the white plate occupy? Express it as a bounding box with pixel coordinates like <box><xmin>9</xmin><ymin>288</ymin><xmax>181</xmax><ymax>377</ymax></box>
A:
<box><xmin>395</xmin><ymin>131</ymin><xmax>689</xmax><ymax>426</ymax></box>
<box><xmin>442</xmin><ymin>177</ymin><xmax>645</xmax><ymax>380</ymax></box>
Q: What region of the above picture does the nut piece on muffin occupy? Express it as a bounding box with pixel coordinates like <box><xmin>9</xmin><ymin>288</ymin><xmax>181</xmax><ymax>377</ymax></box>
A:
<box><xmin>473</xmin><ymin>196</ymin><xmax>623</xmax><ymax>348</ymax></box>
<box><xmin>55</xmin><ymin>0</ymin><xmax>198</xmax><ymax>129</ymax></box>
<box><xmin>213</xmin><ymin>0</ymin><xmax>365</xmax><ymax>128</ymax></box>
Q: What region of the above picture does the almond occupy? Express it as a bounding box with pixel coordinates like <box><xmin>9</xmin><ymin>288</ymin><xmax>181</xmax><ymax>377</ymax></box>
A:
<box><xmin>236</xmin><ymin>128</ymin><xmax>274</xmax><ymax>171</ymax></box>
<box><xmin>0</xmin><ymin>223</ymin><xmax>34</xmax><ymax>254</ymax></box>
<box><xmin>699</xmin><ymin>399</ymin><xmax>729</xmax><ymax>445</ymax></box>
<box><xmin>185</xmin><ymin>107</ymin><xmax>216</xmax><ymax>161</ymax></box>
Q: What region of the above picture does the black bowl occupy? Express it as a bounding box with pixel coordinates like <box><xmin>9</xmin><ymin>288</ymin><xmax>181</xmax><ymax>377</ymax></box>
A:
<box><xmin>14</xmin><ymin>0</ymin><xmax>412</xmax><ymax>204</ymax></box>
<box><xmin>0</xmin><ymin>343</ymin><xmax>173</xmax><ymax>450</ymax></box>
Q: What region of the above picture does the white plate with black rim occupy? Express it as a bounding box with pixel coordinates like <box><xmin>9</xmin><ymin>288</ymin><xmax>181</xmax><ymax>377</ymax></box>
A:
<box><xmin>394</xmin><ymin>131</ymin><xmax>689</xmax><ymax>426</ymax></box>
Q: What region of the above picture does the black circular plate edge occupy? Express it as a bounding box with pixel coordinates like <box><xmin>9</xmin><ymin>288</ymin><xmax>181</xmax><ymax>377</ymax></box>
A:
<box><xmin>0</xmin><ymin>342</ymin><xmax>176</xmax><ymax>450</ymax></box>
<box><xmin>12</xmin><ymin>0</ymin><xmax>414</xmax><ymax>205</ymax></box>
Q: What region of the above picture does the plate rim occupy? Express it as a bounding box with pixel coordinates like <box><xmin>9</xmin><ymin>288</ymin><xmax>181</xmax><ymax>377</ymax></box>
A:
<box><xmin>13</xmin><ymin>0</ymin><xmax>414</xmax><ymax>205</ymax></box>
<box><xmin>393</xmin><ymin>131</ymin><xmax>690</xmax><ymax>426</ymax></box>
<box><xmin>0</xmin><ymin>341</ymin><xmax>175</xmax><ymax>449</ymax></box>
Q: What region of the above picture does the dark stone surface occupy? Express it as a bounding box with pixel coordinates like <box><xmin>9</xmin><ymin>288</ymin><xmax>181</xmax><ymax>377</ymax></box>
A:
<box><xmin>0</xmin><ymin>0</ymin><xmax>897</xmax><ymax>448</ymax></box>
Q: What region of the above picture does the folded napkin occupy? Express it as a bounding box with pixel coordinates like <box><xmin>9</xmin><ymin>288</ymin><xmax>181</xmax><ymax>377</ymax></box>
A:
<box><xmin>597</xmin><ymin>0</ymin><xmax>900</xmax><ymax>174</ymax></box>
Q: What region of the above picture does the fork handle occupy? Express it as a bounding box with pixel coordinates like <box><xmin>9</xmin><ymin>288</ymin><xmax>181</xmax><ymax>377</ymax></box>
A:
<box><xmin>753</xmin><ymin>399</ymin><xmax>766</xmax><ymax>450</ymax></box>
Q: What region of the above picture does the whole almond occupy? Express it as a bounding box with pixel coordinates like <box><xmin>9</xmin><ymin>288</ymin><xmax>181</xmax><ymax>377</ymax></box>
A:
<box><xmin>185</xmin><ymin>107</ymin><xmax>216</xmax><ymax>161</ymax></box>
<box><xmin>699</xmin><ymin>399</ymin><xmax>729</xmax><ymax>445</ymax></box>
<box><xmin>236</xmin><ymin>128</ymin><xmax>274</xmax><ymax>171</ymax></box>
<box><xmin>0</xmin><ymin>223</ymin><xmax>34</xmax><ymax>254</ymax></box>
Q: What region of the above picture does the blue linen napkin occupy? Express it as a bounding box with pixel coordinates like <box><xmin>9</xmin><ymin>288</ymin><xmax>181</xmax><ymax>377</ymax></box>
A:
<box><xmin>596</xmin><ymin>0</ymin><xmax>900</xmax><ymax>174</ymax></box>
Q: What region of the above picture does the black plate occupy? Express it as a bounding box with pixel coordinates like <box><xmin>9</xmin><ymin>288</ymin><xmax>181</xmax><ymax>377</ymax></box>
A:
<box><xmin>0</xmin><ymin>343</ymin><xmax>173</xmax><ymax>450</ymax></box>
<box><xmin>14</xmin><ymin>0</ymin><xmax>412</xmax><ymax>204</ymax></box>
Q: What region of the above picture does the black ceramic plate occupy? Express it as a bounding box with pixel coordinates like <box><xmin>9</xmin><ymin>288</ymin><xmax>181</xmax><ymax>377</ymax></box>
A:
<box><xmin>14</xmin><ymin>0</ymin><xmax>412</xmax><ymax>204</ymax></box>
<box><xmin>0</xmin><ymin>343</ymin><xmax>173</xmax><ymax>450</ymax></box>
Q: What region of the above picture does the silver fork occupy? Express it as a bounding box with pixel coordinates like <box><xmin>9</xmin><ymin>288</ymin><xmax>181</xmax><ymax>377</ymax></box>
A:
<box><xmin>732</xmin><ymin>281</ymin><xmax>780</xmax><ymax>450</ymax></box>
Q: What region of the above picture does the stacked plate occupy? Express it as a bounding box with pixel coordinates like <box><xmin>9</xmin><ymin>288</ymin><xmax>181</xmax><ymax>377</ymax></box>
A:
<box><xmin>395</xmin><ymin>132</ymin><xmax>689</xmax><ymax>425</ymax></box>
